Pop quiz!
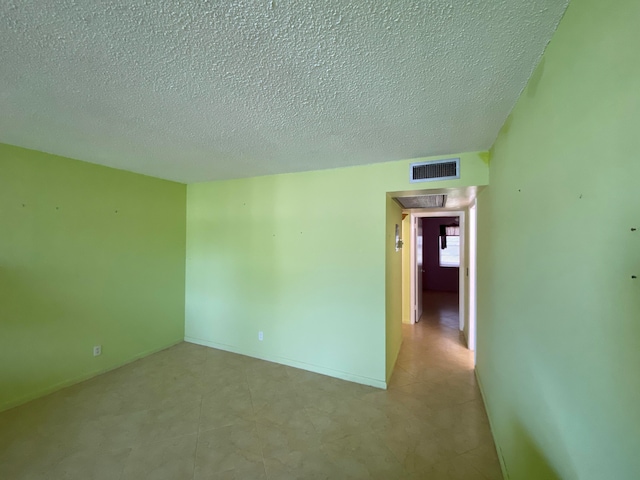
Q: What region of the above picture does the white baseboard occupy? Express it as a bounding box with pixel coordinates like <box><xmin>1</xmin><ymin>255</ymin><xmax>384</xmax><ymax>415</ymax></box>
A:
<box><xmin>475</xmin><ymin>368</ymin><xmax>510</xmax><ymax>480</ymax></box>
<box><xmin>0</xmin><ymin>339</ymin><xmax>183</xmax><ymax>413</ymax></box>
<box><xmin>184</xmin><ymin>336</ymin><xmax>387</xmax><ymax>390</ymax></box>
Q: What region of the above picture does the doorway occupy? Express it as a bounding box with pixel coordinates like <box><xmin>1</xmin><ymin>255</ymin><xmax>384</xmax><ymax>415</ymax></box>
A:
<box><xmin>407</xmin><ymin>209</ymin><xmax>477</xmax><ymax>356</ymax></box>
<box><xmin>419</xmin><ymin>215</ymin><xmax>461</xmax><ymax>327</ymax></box>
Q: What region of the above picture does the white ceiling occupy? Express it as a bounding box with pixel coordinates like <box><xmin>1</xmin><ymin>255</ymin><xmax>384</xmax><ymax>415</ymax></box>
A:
<box><xmin>0</xmin><ymin>1</ymin><xmax>568</xmax><ymax>184</ymax></box>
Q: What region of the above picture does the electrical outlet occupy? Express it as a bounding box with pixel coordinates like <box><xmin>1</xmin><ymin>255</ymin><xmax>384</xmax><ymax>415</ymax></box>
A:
<box><xmin>258</xmin><ymin>331</ymin><xmax>263</xmax><ymax>341</ymax></box>
<box><xmin>93</xmin><ymin>345</ymin><xmax>102</xmax><ymax>356</ymax></box>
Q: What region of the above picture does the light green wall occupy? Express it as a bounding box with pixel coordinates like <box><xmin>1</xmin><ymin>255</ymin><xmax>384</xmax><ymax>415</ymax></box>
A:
<box><xmin>0</xmin><ymin>144</ymin><xmax>187</xmax><ymax>412</ymax></box>
<box><xmin>476</xmin><ymin>0</ymin><xmax>640</xmax><ymax>478</ymax></box>
<box><xmin>385</xmin><ymin>196</ymin><xmax>403</xmax><ymax>382</ymax></box>
<box><xmin>186</xmin><ymin>153</ymin><xmax>488</xmax><ymax>387</ymax></box>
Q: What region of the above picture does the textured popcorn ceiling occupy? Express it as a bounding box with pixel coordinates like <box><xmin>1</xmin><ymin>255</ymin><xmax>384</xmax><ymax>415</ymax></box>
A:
<box><xmin>0</xmin><ymin>0</ymin><xmax>568</xmax><ymax>183</ymax></box>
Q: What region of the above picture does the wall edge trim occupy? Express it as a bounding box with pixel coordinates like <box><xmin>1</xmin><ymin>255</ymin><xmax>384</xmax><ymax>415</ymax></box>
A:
<box><xmin>385</xmin><ymin>338</ymin><xmax>403</xmax><ymax>384</ymax></box>
<box><xmin>475</xmin><ymin>368</ymin><xmax>510</xmax><ymax>480</ymax></box>
<box><xmin>185</xmin><ymin>336</ymin><xmax>387</xmax><ymax>390</ymax></box>
<box><xmin>0</xmin><ymin>338</ymin><xmax>184</xmax><ymax>413</ymax></box>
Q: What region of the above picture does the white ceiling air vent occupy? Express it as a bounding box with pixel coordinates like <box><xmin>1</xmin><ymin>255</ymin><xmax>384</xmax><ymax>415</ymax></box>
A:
<box><xmin>410</xmin><ymin>158</ymin><xmax>460</xmax><ymax>183</ymax></box>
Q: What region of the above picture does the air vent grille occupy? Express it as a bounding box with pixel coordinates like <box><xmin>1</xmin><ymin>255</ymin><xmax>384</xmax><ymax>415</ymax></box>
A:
<box><xmin>396</xmin><ymin>195</ymin><xmax>447</xmax><ymax>209</ymax></box>
<box><xmin>410</xmin><ymin>158</ymin><xmax>460</xmax><ymax>183</ymax></box>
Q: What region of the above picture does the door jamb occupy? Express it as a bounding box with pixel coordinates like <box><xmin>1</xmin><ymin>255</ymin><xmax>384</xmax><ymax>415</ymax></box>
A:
<box><xmin>409</xmin><ymin>210</ymin><xmax>466</xmax><ymax>333</ymax></box>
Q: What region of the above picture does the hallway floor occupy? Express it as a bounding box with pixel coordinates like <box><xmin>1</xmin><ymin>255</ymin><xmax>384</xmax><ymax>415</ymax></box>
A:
<box><xmin>0</xmin><ymin>293</ymin><xmax>502</xmax><ymax>479</ymax></box>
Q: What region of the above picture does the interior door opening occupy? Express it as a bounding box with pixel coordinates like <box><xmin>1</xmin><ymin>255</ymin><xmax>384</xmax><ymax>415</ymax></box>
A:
<box><xmin>407</xmin><ymin>209</ymin><xmax>477</xmax><ymax>359</ymax></box>
<box><xmin>414</xmin><ymin>216</ymin><xmax>423</xmax><ymax>323</ymax></box>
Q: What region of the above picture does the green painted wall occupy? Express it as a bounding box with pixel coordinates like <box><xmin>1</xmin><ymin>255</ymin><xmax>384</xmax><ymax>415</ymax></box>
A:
<box><xmin>186</xmin><ymin>153</ymin><xmax>488</xmax><ymax>387</ymax></box>
<box><xmin>0</xmin><ymin>144</ymin><xmax>187</xmax><ymax>411</ymax></box>
<box><xmin>476</xmin><ymin>0</ymin><xmax>640</xmax><ymax>478</ymax></box>
<box><xmin>385</xmin><ymin>196</ymin><xmax>403</xmax><ymax>382</ymax></box>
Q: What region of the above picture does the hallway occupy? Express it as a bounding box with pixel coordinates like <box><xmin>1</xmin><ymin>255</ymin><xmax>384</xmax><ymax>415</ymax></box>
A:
<box><xmin>0</xmin><ymin>293</ymin><xmax>502</xmax><ymax>479</ymax></box>
<box><xmin>386</xmin><ymin>290</ymin><xmax>502</xmax><ymax>478</ymax></box>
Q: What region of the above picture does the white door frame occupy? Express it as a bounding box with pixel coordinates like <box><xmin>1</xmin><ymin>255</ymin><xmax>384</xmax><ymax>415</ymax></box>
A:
<box><xmin>414</xmin><ymin>216</ymin><xmax>424</xmax><ymax>324</ymax></box>
<box><xmin>468</xmin><ymin>201</ymin><xmax>478</xmax><ymax>355</ymax></box>
<box><xmin>409</xmin><ymin>210</ymin><xmax>466</xmax><ymax>333</ymax></box>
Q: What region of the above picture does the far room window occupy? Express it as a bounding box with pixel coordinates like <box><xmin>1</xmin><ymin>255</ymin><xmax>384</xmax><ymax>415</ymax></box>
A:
<box><xmin>439</xmin><ymin>235</ymin><xmax>460</xmax><ymax>267</ymax></box>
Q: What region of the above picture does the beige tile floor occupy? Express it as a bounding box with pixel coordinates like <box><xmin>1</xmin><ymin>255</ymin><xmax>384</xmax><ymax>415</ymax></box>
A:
<box><xmin>0</xmin><ymin>291</ymin><xmax>502</xmax><ymax>479</ymax></box>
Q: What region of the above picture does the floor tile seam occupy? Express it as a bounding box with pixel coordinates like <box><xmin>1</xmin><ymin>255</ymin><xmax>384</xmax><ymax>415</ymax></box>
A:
<box><xmin>393</xmin><ymin>363</ymin><xmax>421</xmax><ymax>374</ymax></box>
<box><xmin>113</xmin><ymin>447</ymin><xmax>133</xmax><ymax>480</ymax></box>
<box><xmin>455</xmin><ymin>396</ymin><xmax>491</xmax><ymax>413</ymax></box>
<box><xmin>192</xmin><ymin>430</ymin><xmax>266</xmax><ymax>479</ymax></box>
<box><xmin>197</xmin><ymin>414</ymin><xmax>259</xmax><ymax>436</ymax></box>
<box><xmin>283</xmin><ymin>365</ymin><xmax>301</xmax><ymax>382</ymax></box>
<box><xmin>30</xmin><ymin>443</ymin><xmax>130</xmax><ymax>480</ymax></box>
<box><xmin>117</xmin><ymin>431</ymin><xmax>200</xmax><ymax>455</ymax></box>
<box><xmin>369</xmin><ymin>430</ymin><xmax>409</xmax><ymax>466</ymax></box>
<box><xmin>316</xmin><ymin>424</ymin><xmax>378</xmax><ymax>448</ymax></box>
<box><xmin>115</xmin><ymin>463</ymin><xmax>126</xmax><ymax>480</ymax></box>
<box><xmin>317</xmin><ymin>438</ymin><xmax>403</xmax><ymax>475</ymax></box>
<box><xmin>191</xmin><ymin>395</ymin><xmax>205</xmax><ymax>480</ymax></box>
<box><xmin>79</xmin><ymin>403</ymin><xmax>155</xmax><ymax>422</ymax></box>
<box><xmin>11</xmin><ymin>444</ymin><xmax>132</xmax><ymax>478</ymax></box>
<box><xmin>252</xmin><ymin>434</ymin><xmax>268</xmax><ymax>480</ymax></box>
<box><xmin>301</xmin><ymin>402</ymin><xmax>355</xmax><ymax>422</ymax></box>
<box><xmin>460</xmin><ymin>454</ymin><xmax>497</xmax><ymax>480</ymax></box>
<box><xmin>243</xmin><ymin>368</ymin><xmax>261</xmax><ymax>421</ymax></box>
<box><xmin>252</xmin><ymin>412</ymin><xmax>303</xmax><ymax>430</ymax></box>
<box><xmin>386</xmin><ymin>378</ymin><xmax>425</xmax><ymax>390</ymax></box>
<box><xmin>240</xmin><ymin>371</ymin><xmax>269</xmax><ymax>474</ymax></box>
<box><xmin>295</xmin><ymin>387</ymin><xmax>366</xmax><ymax>409</ymax></box>
<box><xmin>447</xmin><ymin>440</ymin><xmax>493</xmax><ymax>459</ymax></box>
<box><xmin>295</xmin><ymin>402</ymin><xmax>328</xmax><ymax>442</ymax></box>
<box><xmin>54</xmin><ymin>441</ymin><xmax>136</xmax><ymax>460</ymax></box>
<box><xmin>360</xmin><ymin>431</ymin><xmax>416</xmax><ymax>469</ymax></box>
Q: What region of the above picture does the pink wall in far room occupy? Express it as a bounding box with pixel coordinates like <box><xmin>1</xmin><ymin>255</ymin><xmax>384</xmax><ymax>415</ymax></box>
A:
<box><xmin>422</xmin><ymin>217</ymin><xmax>460</xmax><ymax>292</ymax></box>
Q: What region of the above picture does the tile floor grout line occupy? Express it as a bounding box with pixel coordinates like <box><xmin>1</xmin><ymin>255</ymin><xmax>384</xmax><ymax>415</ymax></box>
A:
<box><xmin>191</xmin><ymin>394</ymin><xmax>204</xmax><ymax>480</ymax></box>
<box><xmin>243</xmin><ymin>365</ymin><xmax>269</xmax><ymax>479</ymax></box>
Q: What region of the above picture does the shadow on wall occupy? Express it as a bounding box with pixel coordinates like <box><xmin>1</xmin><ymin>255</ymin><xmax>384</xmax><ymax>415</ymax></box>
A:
<box><xmin>506</xmin><ymin>419</ymin><xmax>566</xmax><ymax>480</ymax></box>
<box><xmin>0</xmin><ymin>265</ymin><xmax>85</xmax><ymax>411</ymax></box>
